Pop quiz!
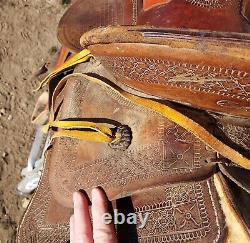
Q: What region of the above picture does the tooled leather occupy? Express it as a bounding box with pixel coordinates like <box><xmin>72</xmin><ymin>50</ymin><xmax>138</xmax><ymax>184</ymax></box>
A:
<box><xmin>48</xmin><ymin>73</ymin><xmax>217</xmax><ymax>208</ymax></box>
<box><xmin>214</xmin><ymin>115</ymin><xmax>250</xmax><ymax>193</ymax></box>
<box><xmin>210</xmin><ymin>114</ymin><xmax>250</xmax><ymax>152</ymax></box>
<box><xmin>98</xmin><ymin>56</ymin><xmax>250</xmax><ymax>105</ymax></box>
<box><xmin>185</xmin><ymin>0</ymin><xmax>238</xmax><ymax>8</ymax></box>
<box><xmin>17</xmin><ymin>150</ymin><xmax>71</xmax><ymax>243</ymax></box>
<box><xmin>218</xmin><ymin>123</ymin><xmax>250</xmax><ymax>151</ymax></box>
<box><xmin>17</xmin><ymin>162</ymin><xmax>226</xmax><ymax>242</ymax></box>
<box><xmin>17</xmin><ymin>62</ymin><xmax>230</xmax><ymax>242</ymax></box>
<box><xmin>223</xmin><ymin>124</ymin><xmax>250</xmax><ymax>150</ymax></box>
<box><xmin>81</xmin><ymin>27</ymin><xmax>250</xmax><ymax>117</ymax></box>
<box><xmin>118</xmin><ymin>179</ymin><xmax>226</xmax><ymax>242</ymax></box>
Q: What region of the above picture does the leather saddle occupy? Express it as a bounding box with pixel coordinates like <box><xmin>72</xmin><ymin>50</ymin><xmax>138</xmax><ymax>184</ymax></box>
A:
<box><xmin>18</xmin><ymin>0</ymin><xmax>250</xmax><ymax>242</ymax></box>
<box><xmin>58</xmin><ymin>0</ymin><xmax>250</xmax><ymax>51</ymax></box>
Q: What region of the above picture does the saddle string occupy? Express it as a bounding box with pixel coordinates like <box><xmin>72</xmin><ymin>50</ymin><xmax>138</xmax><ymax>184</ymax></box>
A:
<box><xmin>34</xmin><ymin>49</ymin><xmax>92</xmax><ymax>91</ymax></box>
<box><xmin>43</xmin><ymin>120</ymin><xmax>119</xmax><ymax>144</ymax></box>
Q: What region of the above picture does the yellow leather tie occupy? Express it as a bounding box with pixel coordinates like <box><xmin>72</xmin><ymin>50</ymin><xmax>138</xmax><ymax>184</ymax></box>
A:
<box><xmin>34</xmin><ymin>49</ymin><xmax>92</xmax><ymax>91</ymax></box>
<box><xmin>43</xmin><ymin>120</ymin><xmax>118</xmax><ymax>143</ymax></box>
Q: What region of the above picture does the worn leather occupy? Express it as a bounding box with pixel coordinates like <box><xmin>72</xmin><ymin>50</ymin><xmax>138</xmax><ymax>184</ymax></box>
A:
<box><xmin>17</xmin><ymin>60</ymin><xmax>250</xmax><ymax>242</ymax></box>
<box><xmin>58</xmin><ymin>0</ymin><xmax>250</xmax><ymax>51</ymax></box>
<box><xmin>213</xmin><ymin>114</ymin><xmax>250</xmax><ymax>152</ymax></box>
<box><xmin>48</xmin><ymin>62</ymin><xmax>219</xmax><ymax>208</ymax></box>
<box><xmin>80</xmin><ymin>26</ymin><xmax>250</xmax><ymax>118</ymax></box>
<box><xmin>17</xmin><ymin>169</ymin><xmax>250</xmax><ymax>242</ymax></box>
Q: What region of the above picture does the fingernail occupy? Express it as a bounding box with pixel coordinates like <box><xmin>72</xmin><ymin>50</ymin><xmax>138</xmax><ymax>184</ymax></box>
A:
<box><xmin>91</xmin><ymin>187</ymin><xmax>99</xmax><ymax>200</ymax></box>
<box><xmin>73</xmin><ymin>192</ymin><xmax>78</xmax><ymax>206</ymax></box>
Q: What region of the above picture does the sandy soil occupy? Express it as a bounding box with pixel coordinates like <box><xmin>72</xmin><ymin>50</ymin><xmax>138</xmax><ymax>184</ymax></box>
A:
<box><xmin>0</xmin><ymin>1</ymin><xmax>68</xmax><ymax>241</ymax></box>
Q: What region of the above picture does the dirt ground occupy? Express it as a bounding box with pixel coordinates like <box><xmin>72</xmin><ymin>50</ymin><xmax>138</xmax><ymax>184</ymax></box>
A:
<box><xmin>0</xmin><ymin>1</ymin><xmax>68</xmax><ymax>241</ymax></box>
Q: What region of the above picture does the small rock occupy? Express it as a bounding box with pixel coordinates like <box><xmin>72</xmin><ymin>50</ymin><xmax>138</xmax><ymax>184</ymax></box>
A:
<box><xmin>0</xmin><ymin>108</ymin><xmax>6</xmax><ymax>116</ymax></box>
<box><xmin>7</xmin><ymin>115</ymin><xmax>12</xmax><ymax>120</ymax></box>
<box><xmin>49</xmin><ymin>46</ymin><xmax>58</xmax><ymax>55</ymax></box>
<box><xmin>21</xmin><ymin>198</ymin><xmax>30</xmax><ymax>209</ymax></box>
<box><xmin>2</xmin><ymin>152</ymin><xmax>8</xmax><ymax>158</ymax></box>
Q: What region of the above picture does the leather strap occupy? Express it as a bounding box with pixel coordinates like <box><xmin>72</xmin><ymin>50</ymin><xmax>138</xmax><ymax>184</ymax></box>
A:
<box><xmin>52</xmin><ymin>130</ymin><xmax>118</xmax><ymax>143</ymax></box>
<box><xmin>38</xmin><ymin>50</ymin><xmax>250</xmax><ymax>169</ymax></box>
<box><xmin>43</xmin><ymin>120</ymin><xmax>121</xmax><ymax>144</ymax></box>
<box><xmin>45</xmin><ymin>120</ymin><xmax>113</xmax><ymax>136</ymax></box>
<box><xmin>31</xmin><ymin>92</ymin><xmax>49</xmax><ymax>125</ymax></box>
<box><xmin>35</xmin><ymin>49</ymin><xmax>92</xmax><ymax>91</ymax></box>
<box><xmin>53</xmin><ymin>46</ymin><xmax>71</xmax><ymax>70</ymax></box>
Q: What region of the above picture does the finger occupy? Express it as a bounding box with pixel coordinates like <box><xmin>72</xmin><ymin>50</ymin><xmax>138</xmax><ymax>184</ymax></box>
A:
<box><xmin>73</xmin><ymin>191</ymin><xmax>94</xmax><ymax>243</ymax></box>
<box><xmin>92</xmin><ymin>188</ymin><xmax>118</xmax><ymax>243</ymax></box>
<box><xmin>70</xmin><ymin>215</ymin><xmax>75</xmax><ymax>243</ymax></box>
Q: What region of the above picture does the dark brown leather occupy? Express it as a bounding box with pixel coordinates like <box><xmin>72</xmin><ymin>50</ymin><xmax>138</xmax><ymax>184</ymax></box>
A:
<box><xmin>213</xmin><ymin>114</ymin><xmax>250</xmax><ymax>151</ymax></box>
<box><xmin>58</xmin><ymin>0</ymin><xmax>250</xmax><ymax>52</ymax></box>
<box><xmin>242</xmin><ymin>0</ymin><xmax>250</xmax><ymax>23</ymax></box>
<box><xmin>80</xmin><ymin>26</ymin><xmax>250</xmax><ymax>118</ymax></box>
<box><xmin>219</xmin><ymin>164</ymin><xmax>250</xmax><ymax>193</ymax></box>
<box><xmin>214</xmin><ymin>114</ymin><xmax>250</xmax><ymax>193</ymax></box>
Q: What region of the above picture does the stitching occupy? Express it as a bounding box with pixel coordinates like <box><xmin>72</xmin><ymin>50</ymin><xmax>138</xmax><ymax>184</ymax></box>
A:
<box><xmin>207</xmin><ymin>179</ymin><xmax>221</xmax><ymax>243</ymax></box>
<box><xmin>131</xmin><ymin>0</ymin><xmax>138</xmax><ymax>25</ymax></box>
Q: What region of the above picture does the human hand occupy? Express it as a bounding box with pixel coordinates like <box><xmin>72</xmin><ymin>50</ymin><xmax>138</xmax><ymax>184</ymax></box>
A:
<box><xmin>70</xmin><ymin>188</ymin><xmax>118</xmax><ymax>243</ymax></box>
